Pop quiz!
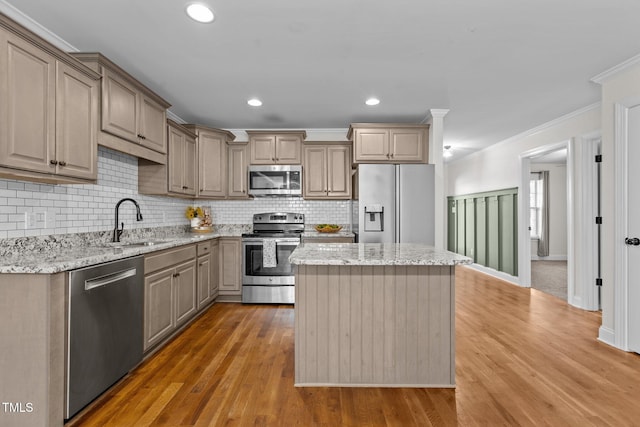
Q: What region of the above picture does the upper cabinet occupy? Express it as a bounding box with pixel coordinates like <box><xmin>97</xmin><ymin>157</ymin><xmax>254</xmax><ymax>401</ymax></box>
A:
<box><xmin>138</xmin><ymin>120</ymin><xmax>196</xmax><ymax>197</ymax></box>
<box><xmin>348</xmin><ymin>123</ymin><xmax>429</xmax><ymax>164</ymax></box>
<box><xmin>227</xmin><ymin>142</ymin><xmax>249</xmax><ymax>199</ymax></box>
<box><xmin>0</xmin><ymin>15</ymin><xmax>100</xmax><ymax>184</ymax></box>
<box><xmin>303</xmin><ymin>143</ymin><xmax>351</xmax><ymax>199</ymax></box>
<box><xmin>247</xmin><ymin>130</ymin><xmax>306</xmax><ymax>165</ymax></box>
<box><xmin>167</xmin><ymin>121</ymin><xmax>196</xmax><ymax>196</ymax></box>
<box><xmin>184</xmin><ymin>124</ymin><xmax>235</xmax><ymax>199</ymax></box>
<box><xmin>71</xmin><ymin>53</ymin><xmax>171</xmax><ymax>164</ymax></box>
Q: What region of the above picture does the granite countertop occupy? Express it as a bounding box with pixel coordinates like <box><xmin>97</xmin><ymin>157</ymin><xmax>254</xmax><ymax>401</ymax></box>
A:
<box><xmin>289</xmin><ymin>243</ymin><xmax>473</xmax><ymax>266</ymax></box>
<box><xmin>0</xmin><ymin>225</ymin><xmax>248</xmax><ymax>274</ymax></box>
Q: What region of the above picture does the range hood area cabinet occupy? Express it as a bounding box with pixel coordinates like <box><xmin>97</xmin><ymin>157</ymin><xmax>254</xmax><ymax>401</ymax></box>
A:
<box><xmin>303</xmin><ymin>142</ymin><xmax>352</xmax><ymax>199</ymax></box>
<box><xmin>247</xmin><ymin>130</ymin><xmax>306</xmax><ymax>165</ymax></box>
<box><xmin>0</xmin><ymin>14</ymin><xmax>100</xmax><ymax>184</ymax></box>
<box><xmin>138</xmin><ymin>120</ymin><xmax>197</xmax><ymax>198</ymax></box>
<box><xmin>71</xmin><ymin>52</ymin><xmax>171</xmax><ymax>165</ymax></box>
<box><xmin>348</xmin><ymin>123</ymin><xmax>429</xmax><ymax>164</ymax></box>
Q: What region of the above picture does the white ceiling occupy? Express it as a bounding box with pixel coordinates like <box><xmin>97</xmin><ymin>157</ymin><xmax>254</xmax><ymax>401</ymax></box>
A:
<box><xmin>3</xmin><ymin>0</ymin><xmax>640</xmax><ymax>160</ymax></box>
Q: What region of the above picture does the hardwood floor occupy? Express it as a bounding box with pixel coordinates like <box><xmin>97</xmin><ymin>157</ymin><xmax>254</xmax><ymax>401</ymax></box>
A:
<box><xmin>67</xmin><ymin>266</ymin><xmax>640</xmax><ymax>426</ymax></box>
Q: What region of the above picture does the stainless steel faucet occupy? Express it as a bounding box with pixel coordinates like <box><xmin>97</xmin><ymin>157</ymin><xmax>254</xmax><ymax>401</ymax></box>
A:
<box><xmin>113</xmin><ymin>198</ymin><xmax>143</xmax><ymax>242</ymax></box>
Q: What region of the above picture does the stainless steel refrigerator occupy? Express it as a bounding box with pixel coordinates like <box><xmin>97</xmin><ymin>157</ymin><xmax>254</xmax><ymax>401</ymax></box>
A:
<box><xmin>354</xmin><ymin>164</ymin><xmax>435</xmax><ymax>244</ymax></box>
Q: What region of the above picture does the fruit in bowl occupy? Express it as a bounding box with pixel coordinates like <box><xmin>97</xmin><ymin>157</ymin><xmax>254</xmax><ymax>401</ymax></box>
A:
<box><xmin>315</xmin><ymin>224</ymin><xmax>343</xmax><ymax>233</ymax></box>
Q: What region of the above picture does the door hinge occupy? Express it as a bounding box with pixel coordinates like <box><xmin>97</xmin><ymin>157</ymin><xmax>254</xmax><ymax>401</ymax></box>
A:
<box><xmin>595</xmin><ymin>154</ymin><xmax>602</xmax><ymax>163</ymax></box>
<box><xmin>595</xmin><ymin>217</ymin><xmax>602</xmax><ymax>224</ymax></box>
<box><xmin>596</xmin><ymin>278</ymin><xmax>603</xmax><ymax>287</ymax></box>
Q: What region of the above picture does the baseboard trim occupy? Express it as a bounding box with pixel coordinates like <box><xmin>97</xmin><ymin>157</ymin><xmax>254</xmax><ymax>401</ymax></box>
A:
<box><xmin>531</xmin><ymin>255</ymin><xmax>568</xmax><ymax>261</ymax></box>
<box><xmin>598</xmin><ymin>326</ymin><xmax>621</xmax><ymax>350</ymax></box>
<box><xmin>467</xmin><ymin>264</ymin><xmax>521</xmax><ymax>287</ymax></box>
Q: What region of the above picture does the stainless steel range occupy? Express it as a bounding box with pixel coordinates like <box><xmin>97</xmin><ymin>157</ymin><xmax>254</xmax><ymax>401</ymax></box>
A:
<box><xmin>242</xmin><ymin>212</ymin><xmax>304</xmax><ymax>304</ymax></box>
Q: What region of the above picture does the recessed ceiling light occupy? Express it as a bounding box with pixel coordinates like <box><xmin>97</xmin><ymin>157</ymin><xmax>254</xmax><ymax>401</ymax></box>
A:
<box><xmin>247</xmin><ymin>98</ymin><xmax>262</xmax><ymax>107</ymax></box>
<box><xmin>365</xmin><ymin>98</ymin><xmax>380</xmax><ymax>106</ymax></box>
<box><xmin>443</xmin><ymin>145</ymin><xmax>453</xmax><ymax>158</ymax></box>
<box><xmin>186</xmin><ymin>4</ymin><xmax>215</xmax><ymax>23</ymax></box>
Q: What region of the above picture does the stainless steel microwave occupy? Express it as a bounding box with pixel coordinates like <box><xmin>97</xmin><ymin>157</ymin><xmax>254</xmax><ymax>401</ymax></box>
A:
<box><xmin>248</xmin><ymin>165</ymin><xmax>302</xmax><ymax>197</ymax></box>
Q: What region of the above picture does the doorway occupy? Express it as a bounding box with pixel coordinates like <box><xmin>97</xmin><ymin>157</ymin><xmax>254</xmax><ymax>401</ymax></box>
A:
<box><xmin>529</xmin><ymin>150</ymin><xmax>568</xmax><ymax>300</ymax></box>
<box><xmin>518</xmin><ymin>136</ymin><xmax>600</xmax><ymax>310</ymax></box>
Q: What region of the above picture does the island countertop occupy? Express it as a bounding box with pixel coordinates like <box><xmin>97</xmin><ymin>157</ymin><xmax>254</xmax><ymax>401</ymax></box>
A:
<box><xmin>289</xmin><ymin>242</ymin><xmax>473</xmax><ymax>266</ymax></box>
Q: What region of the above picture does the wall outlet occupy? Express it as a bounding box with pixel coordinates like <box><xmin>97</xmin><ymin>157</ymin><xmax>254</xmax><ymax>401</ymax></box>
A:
<box><xmin>24</xmin><ymin>211</ymin><xmax>46</xmax><ymax>229</ymax></box>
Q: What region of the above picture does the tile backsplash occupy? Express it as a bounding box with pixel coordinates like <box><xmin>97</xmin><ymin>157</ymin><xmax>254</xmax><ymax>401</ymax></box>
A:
<box><xmin>0</xmin><ymin>146</ymin><xmax>351</xmax><ymax>239</ymax></box>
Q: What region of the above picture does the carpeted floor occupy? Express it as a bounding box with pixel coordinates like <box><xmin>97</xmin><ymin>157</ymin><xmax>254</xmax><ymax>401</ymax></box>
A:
<box><xmin>531</xmin><ymin>260</ymin><xmax>568</xmax><ymax>300</ymax></box>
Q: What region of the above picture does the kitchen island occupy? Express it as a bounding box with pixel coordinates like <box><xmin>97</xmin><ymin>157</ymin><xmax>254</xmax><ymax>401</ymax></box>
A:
<box><xmin>289</xmin><ymin>243</ymin><xmax>472</xmax><ymax>387</ymax></box>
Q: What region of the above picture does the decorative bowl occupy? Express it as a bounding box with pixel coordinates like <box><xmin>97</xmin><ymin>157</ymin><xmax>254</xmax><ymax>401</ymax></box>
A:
<box><xmin>315</xmin><ymin>224</ymin><xmax>343</xmax><ymax>233</ymax></box>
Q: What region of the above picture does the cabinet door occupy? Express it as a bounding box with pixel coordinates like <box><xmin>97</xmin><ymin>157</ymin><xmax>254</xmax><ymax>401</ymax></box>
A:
<box><xmin>353</xmin><ymin>129</ymin><xmax>389</xmax><ymax>162</ymax></box>
<box><xmin>139</xmin><ymin>94</ymin><xmax>167</xmax><ymax>154</ymax></box>
<box><xmin>167</xmin><ymin>125</ymin><xmax>185</xmax><ymax>194</ymax></box>
<box><xmin>183</xmin><ymin>134</ymin><xmax>197</xmax><ymax>196</ymax></box>
<box><xmin>250</xmin><ymin>135</ymin><xmax>275</xmax><ymax>164</ymax></box>
<box><xmin>0</xmin><ymin>31</ymin><xmax>55</xmax><ymax>174</ymax></box>
<box><xmin>175</xmin><ymin>260</ymin><xmax>197</xmax><ymax>326</ymax></box>
<box><xmin>327</xmin><ymin>145</ymin><xmax>351</xmax><ymax>198</ymax></box>
<box><xmin>144</xmin><ymin>268</ymin><xmax>175</xmax><ymax>351</ymax></box>
<box><xmin>55</xmin><ymin>61</ymin><xmax>98</xmax><ymax>180</ymax></box>
<box><xmin>219</xmin><ymin>238</ymin><xmax>242</xmax><ymax>295</ymax></box>
<box><xmin>198</xmin><ymin>131</ymin><xmax>227</xmax><ymax>198</ymax></box>
<box><xmin>390</xmin><ymin>128</ymin><xmax>425</xmax><ymax>162</ymax></box>
<box><xmin>275</xmin><ymin>135</ymin><xmax>302</xmax><ymax>164</ymax></box>
<box><xmin>210</xmin><ymin>240</ymin><xmax>220</xmax><ymax>298</ymax></box>
<box><xmin>197</xmin><ymin>255</ymin><xmax>211</xmax><ymax>310</ymax></box>
<box><xmin>303</xmin><ymin>145</ymin><xmax>327</xmax><ymax>198</ymax></box>
<box><xmin>101</xmin><ymin>68</ymin><xmax>138</xmax><ymax>143</ymax></box>
<box><xmin>228</xmin><ymin>144</ymin><xmax>249</xmax><ymax>198</ymax></box>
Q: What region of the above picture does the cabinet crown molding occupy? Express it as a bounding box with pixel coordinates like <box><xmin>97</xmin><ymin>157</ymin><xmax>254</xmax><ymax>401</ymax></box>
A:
<box><xmin>71</xmin><ymin>52</ymin><xmax>171</xmax><ymax>108</ymax></box>
<box><xmin>183</xmin><ymin>124</ymin><xmax>236</xmax><ymax>142</ymax></box>
<box><xmin>346</xmin><ymin>123</ymin><xmax>430</xmax><ymax>140</ymax></box>
<box><xmin>246</xmin><ymin>130</ymin><xmax>307</xmax><ymax>139</ymax></box>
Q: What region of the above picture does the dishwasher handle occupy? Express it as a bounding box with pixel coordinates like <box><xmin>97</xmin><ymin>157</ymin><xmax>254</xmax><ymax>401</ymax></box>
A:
<box><xmin>84</xmin><ymin>267</ymin><xmax>138</xmax><ymax>291</ymax></box>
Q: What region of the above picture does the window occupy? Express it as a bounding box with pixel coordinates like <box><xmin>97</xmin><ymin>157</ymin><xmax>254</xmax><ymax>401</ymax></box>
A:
<box><xmin>530</xmin><ymin>172</ymin><xmax>543</xmax><ymax>238</ymax></box>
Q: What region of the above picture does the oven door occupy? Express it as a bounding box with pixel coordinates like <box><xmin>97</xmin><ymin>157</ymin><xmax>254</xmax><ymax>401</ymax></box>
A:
<box><xmin>242</xmin><ymin>238</ymin><xmax>299</xmax><ymax>285</ymax></box>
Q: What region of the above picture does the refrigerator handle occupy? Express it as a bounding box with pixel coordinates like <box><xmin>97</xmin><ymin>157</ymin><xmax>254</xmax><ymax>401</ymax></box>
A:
<box><xmin>395</xmin><ymin>166</ymin><xmax>400</xmax><ymax>243</ymax></box>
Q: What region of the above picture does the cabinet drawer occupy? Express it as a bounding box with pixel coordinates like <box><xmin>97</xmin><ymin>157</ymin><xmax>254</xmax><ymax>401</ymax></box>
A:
<box><xmin>145</xmin><ymin>244</ymin><xmax>196</xmax><ymax>275</ymax></box>
<box><xmin>197</xmin><ymin>241</ymin><xmax>211</xmax><ymax>256</ymax></box>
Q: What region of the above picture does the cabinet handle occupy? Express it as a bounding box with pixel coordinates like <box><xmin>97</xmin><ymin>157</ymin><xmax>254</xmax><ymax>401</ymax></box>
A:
<box><xmin>199</xmin><ymin>263</ymin><xmax>204</xmax><ymax>266</ymax></box>
<box><xmin>182</xmin><ymin>186</ymin><xmax>188</xmax><ymax>190</ymax></box>
<box><xmin>58</xmin><ymin>161</ymin><xmax>67</xmax><ymax>166</ymax></box>
<box><xmin>49</xmin><ymin>160</ymin><xmax>58</xmax><ymax>165</ymax></box>
<box><xmin>173</xmin><ymin>272</ymin><xmax>181</xmax><ymax>278</ymax></box>
<box><xmin>137</xmin><ymin>134</ymin><xmax>143</xmax><ymax>139</ymax></box>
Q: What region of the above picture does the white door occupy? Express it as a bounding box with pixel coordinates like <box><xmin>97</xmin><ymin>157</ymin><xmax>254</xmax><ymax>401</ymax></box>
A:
<box><xmin>627</xmin><ymin>104</ymin><xmax>640</xmax><ymax>353</ymax></box>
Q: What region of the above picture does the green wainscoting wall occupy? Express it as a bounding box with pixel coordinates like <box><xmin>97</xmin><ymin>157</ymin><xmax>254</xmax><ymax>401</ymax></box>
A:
<box><xmin>447</xmin><ymin>188</ymin><xmax>518</xmax><ymax>276</ymax></box>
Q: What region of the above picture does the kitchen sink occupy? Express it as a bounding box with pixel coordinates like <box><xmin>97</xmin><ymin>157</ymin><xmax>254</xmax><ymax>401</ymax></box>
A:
<box><xmin>96</xmin><ymin>239</ymin><xmax>172</xmax><ymax>248</ymax></box>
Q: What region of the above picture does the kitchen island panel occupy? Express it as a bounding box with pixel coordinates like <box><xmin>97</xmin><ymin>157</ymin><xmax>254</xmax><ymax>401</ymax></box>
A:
<box><xmin>295</xmin><ymin>264</ymin><xmax>455</xmax><ymax>387</ymax></box>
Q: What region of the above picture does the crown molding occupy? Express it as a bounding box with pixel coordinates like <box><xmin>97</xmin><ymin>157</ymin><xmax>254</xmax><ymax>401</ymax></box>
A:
<box><xmin>591</xmin><ymin>53</ymin><xmax>640</xmax><ymax>85</ymax></box>
<box><xmin>0</xmin><ymin>0</ymin><xmax>78</xmax><ymax>51</ymax></box>
<box><xmin>493</xmin><ymin>103</ymin><xmax>601</xmax><ymax>150</ymax></box>
<box><xmin>166</xmin><ymin>110</ymin><xmax>186</xmax><ymax>124</ymax></box>
<box><xmin>421</xmin><ymin>109</ymin><xmax>450</xmax><ymax>124</ymax></box>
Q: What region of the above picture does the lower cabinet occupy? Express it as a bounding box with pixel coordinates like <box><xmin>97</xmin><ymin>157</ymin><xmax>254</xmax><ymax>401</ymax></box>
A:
<box><xmin>197</xmin><ymin>241</ymin><xmax>213</xmax><ymax>310</ymax></box>
<box><xmin>218</xmin><ymin>237</ymin><xmax>242</xmax><ymax>298</ymax></box>
<box><xmin>143</xmin><ymin>244</ymin><xmax>197</xmax><ymax>352</ymax></box>
<box><xmin>210</xmin><ymin>239</ymin><xmax>220</xmax><ymax>299</ymax></box>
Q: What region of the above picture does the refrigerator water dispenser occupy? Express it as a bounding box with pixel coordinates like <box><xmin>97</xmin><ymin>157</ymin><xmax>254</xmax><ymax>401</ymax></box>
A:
<box><xmin>364</xmin><ymin>204</ymin><xmax>384</xmax><ymax>231</ymax></box>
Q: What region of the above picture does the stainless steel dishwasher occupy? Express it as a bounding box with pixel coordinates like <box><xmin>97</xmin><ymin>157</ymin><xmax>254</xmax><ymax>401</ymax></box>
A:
<box><xmin>66</xmin><ymin>256</ymin><xmax>144</xmax><ymax>419</ymax></box>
